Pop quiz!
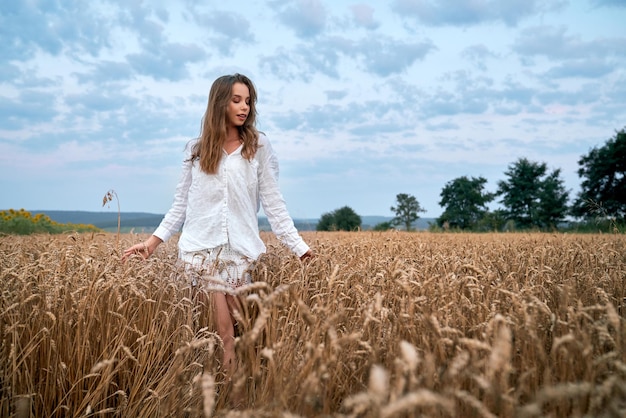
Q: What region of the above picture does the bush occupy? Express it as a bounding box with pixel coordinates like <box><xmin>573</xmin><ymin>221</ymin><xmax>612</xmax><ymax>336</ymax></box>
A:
<box><xmin>316</xmin><ymin>206</ymin><xmax>362</xmax><ymax>231</ymax></box>
<box><xmin>372</xmin><ymin>221</ymin><xmax>393</xmax><ymax>231</ymax></box>
<box><xmin>0</xmin><ymin>209</ymin><xmax>100</xmax><ymax>235</ymax></box>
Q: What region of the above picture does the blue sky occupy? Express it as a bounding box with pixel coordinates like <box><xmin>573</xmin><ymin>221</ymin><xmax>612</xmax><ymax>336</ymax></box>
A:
<box><xmin>1</xmin><ymin>0</ymin><xmax>624</xmax><ymax>220</ymax></box>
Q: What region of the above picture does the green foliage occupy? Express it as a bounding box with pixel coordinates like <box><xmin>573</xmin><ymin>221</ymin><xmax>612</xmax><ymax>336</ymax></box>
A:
<box><xmin>496</xmin><ymin>158</ymin><xmax>569</xmax><ymax>231</ymax></box>
<box><xmin>0</xmin><ymin>209</ymin><xmax>100</xmax><ymax>235</ymax></box>
<box><xmin>537</xmin><ymin>168</ymin><xmax>570</xmax><ymax>230</ymax></box>
<box><xmin>572</xmin><ymin>127</ymin><xmax>626</xmax><ymax>221</ymax></box>
<box><xmin>497</xmin><ymin>158</ymin><xmax>544</xmax><ymax>228</ymax></box>
<box><xmin>372</xmin><ymin>221</ymin><xmax>394</xmax><ymax>231</ymax></box>
<box><xmin>316</xmin><ymin>212</ymin><xmax>336</xmax><ymax>231</ymax></box>
<box><xmin>565</xmin><ymin>199</ymin><xmax>624</xmax><ymax>233</ymax></box>
<box><xmin>437</xmin><ymin>176</ymin><xmax>494</xmax><ymax>230</ymax></box>
<box><xmin>562</xmin><ymin>218</ymin><xmax>625</xmax><ymax>234</ymax></box>
<box><xmin>316</xmin><ymin>206</ymin><xmax>362</xmax><ymax>231</ymax></box>
<box><xmin>474</xmin><ymin>209</ymin><xmax>507</xmax><ymax>232</ymax></box>
<box><xmin>390</xmin><ymin>193</ymin><xmax>425</xmax><ymax>231</ymax></box>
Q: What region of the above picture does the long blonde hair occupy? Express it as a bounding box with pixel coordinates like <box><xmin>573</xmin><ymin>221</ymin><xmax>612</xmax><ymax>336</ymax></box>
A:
<box><xmin>191</xmin><ymin>74</ymin><xmax>259</xmax><ymax>174</ymax></box>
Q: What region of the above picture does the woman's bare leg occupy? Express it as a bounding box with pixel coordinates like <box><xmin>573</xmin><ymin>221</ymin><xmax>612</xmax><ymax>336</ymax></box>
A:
<box><xmin>213</xmin><ymin>292</ymin><xmax>247</xmax><ymax>408</ymax></box>
<box><xmin>212</xmin><ymin>292</ymin><xmax>237</xmax><ymax>379</ymax></box>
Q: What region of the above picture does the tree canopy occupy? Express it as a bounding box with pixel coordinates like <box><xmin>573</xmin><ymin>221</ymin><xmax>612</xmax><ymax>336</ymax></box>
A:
<box><xmin>537</xmin><ymin>168</ymin><xmax>570</xmax><ymax>230</ymax></box>
<box><xmin>316</xmin><ymin>206</ymin><xmax>362</xmax><ymax>231</ymax></box>
<box><xmin>390</xmin><ymin>193</ymin><xmax>425</xmax><ymax>231</ymax></box>
<box><xmin>572</xmin><ymin>128</ymin><xmax>626</xmax><ymax>220</ymax></box>
<box><xmin>496</xmin><ymin>158</ymin><xmax>569</xmax><ymax>230</ymax></box>
<box><xmin>437</xmin><ymin>176</ymin><xmax>494</xmax><ymax>230</ymax></box>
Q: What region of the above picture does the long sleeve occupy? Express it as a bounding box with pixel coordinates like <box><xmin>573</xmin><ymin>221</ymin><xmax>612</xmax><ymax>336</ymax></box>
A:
<box><xmin>153</xmin><ymin>143</ymin><xmax>194</xmax><ymax>242</ymax></box>
<box><xmin>257</xmin><ymin>137</ymin><xmax>310</xmax><ymax>257</ymax></box>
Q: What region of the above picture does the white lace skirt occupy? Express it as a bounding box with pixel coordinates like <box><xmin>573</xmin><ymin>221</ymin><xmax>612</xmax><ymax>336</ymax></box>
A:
<box><xmin>179</xmin><ymin>244</ymin><xmax>253</xmax><ymax>289</ymax></box>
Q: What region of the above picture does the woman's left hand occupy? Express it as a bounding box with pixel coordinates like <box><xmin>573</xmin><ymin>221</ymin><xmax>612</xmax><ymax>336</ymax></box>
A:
<box><xmin>300</xmin><ymin>250</ymin><xmax>314</xmax><ymax>261</ymax></box>
<box><xmin>122</xmin><ymin>242</ymin><xmax>151</xmax><ymax>261</ymax></box>
<box><xmin>122</xmin><ymin>236</ymin><xmax>162</xmax><ymax>262</ymax></box>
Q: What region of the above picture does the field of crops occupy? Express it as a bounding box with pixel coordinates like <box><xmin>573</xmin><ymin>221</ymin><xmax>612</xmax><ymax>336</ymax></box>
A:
<box><xmin>1</xmin><ymin>231</ymin><xmax>625</xmax><ymax>417</ymax></box>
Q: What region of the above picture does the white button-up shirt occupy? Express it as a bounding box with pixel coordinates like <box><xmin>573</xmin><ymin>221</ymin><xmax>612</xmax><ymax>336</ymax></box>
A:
<box><xmin>153</xmin><ymin>135</ymin><xmax>310</xmax><ymax>260</ymax></box>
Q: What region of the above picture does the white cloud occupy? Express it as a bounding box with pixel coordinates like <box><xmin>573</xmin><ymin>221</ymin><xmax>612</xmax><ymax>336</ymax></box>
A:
<box><xmin>274</xmin><ymin>0</ymin><xmax>328</xmax><ymax>38</ymax></box>
<box><xmin>591</xmin><ymin>0</ymin><xmax>626</xmax><ymax>7</ymax></box>
<box><xmin>391</xmin><ymin>0</ymin><xmax>567</xmax><ymax>27</ymax></box>
<box><xmin>512</xmin><ymin>25</ymin><xmax>626</xmax><ymax>61</ymax></box>
<box><xmin>350</xmin><ymin>4</ymin><xmax>380</xmax><ymax>29</ymax></box>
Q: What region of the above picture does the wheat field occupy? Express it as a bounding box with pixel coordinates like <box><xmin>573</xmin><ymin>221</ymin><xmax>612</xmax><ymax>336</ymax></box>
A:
<box><xmin>1</xmin><ymin>231</ymin><xmax>625</xmax><ymax>417</ymax></box>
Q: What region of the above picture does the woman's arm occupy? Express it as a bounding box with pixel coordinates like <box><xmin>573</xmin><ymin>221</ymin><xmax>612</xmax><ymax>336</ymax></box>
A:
<box><xmin>257</xmin><ymin>136</ymin><xmax>311</xmax><ymax>258</ymax></box>
<box><xmin>122</xmin><ymin>141</ymin><xmax>195</xmax><ymax>260</ymax></box>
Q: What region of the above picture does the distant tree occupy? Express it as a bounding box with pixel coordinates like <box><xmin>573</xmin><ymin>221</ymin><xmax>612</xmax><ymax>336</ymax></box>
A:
<box><xmin>537</xmin><ymin>169</ymin><xmax>570</xmax><ymax>229</ymax></box>
<box><xmin>372</xmin><ymin>221</ymin><xmax>393</xmax><ymax>231</ymax></box>
<box><xmin>316</xmin><ymin>206</ymin><xmax>362</xmax><ymax>231</ymax></box>
<box><xmin>496</xmin><ymin>158</ymin><xmax>569</xmax><ymax>230</ymax></box>
<box><xmin>316</xmin><ymin>212</ymin><xmax>337</xmax><ymax>231</ymax></box>
<box><xmin>497</xmin><ymin>158</ymin><xmax>544</xmax><ymax>229</ymax></box>
<box><xmin>390</xmin><ymin>193</ymin><xmax>425</xmax><ymax>231</ymax></box>
<box><xmin>437</xmin><ymin>176</ymin><xmax>494</xmax><ymax>230</ymax></box>
<box><xmin>475</xmin><ymin>209</ymin><xmax>507</xmax><ymax>232</ymax></box>
<box><xmin>572</xmin><ymin>128</ymin><xmax>626</xmax><ymax>220</ymax></box>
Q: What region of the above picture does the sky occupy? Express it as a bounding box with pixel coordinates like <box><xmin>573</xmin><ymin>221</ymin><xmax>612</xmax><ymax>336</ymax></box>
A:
<box><xmin>1</xmin><ymin>0</ymin><xmax>625</xmax><ymax>220</ymax></box>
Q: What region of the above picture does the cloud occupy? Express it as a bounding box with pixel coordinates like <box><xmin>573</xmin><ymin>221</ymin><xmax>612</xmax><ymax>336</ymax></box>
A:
<box><xmin>418</xmin><ymin>71</ymin><xmax>494</xmax><ymax>117</ymax></box>
<box><xmin>274</xmin><ymin>103</ymin><xmax>350</xmax><ymax>134</ymax></box>
<box><xmin>345</xmin><ymin>35</ymin><xmax>436</xmax><ymax>76</ymax></box>
<box><xmin>0</xmin><ymin>6</ymin><xmax>61</xmax><ymax>57</ymax></box>
<box><xmin>348</xmin><ymin>121</ymin><xmax>407</xmax><ymax>137</ymax></box>
<box><xmin>591</xmin><ymin>0</ymin><xmax>626</xmax><ymax>7</ymax></box>
<box><xmin>461</xmin><ymin>44</ymin><xmax>499</xmax><ymax>71</ymax></box>
<box><xmin>499</xmin><ymin>79</ymin><xmax>536</xmax><ymax>107</ymax></box>
<box><xmin>325</xmin><ymin>90</ymin><xmax>348</xmax><ymax>101</ymax></box>
<box><xmin>350</xmin><ymin>3</ymin><xmax>380</xmax><ymax>29</ymax></box>
<box><xmin>605</xmin><ymin>74</ymin><xmax>626</xmax><ymax>105</ymax></box>
<box><xmin>0</xmin><ymin>90</ymin><xmax>59</xmax><ymax>131</ymax></box>
<box><xmin>262</xmin><ymin>34</ymin><xmax>436</xmax><ymax>78</ymax></box>
<box><xmin>129</xmin><ymin>19</ymin><xmax>166</xmax><ymax>50</ymax></box>
<box><xmin>545</xmin><ymin>59</ymin><xmax>616</xmax><ymax>79</ymax></box>
<box><xmin>513</xmin><ymin>25</ymin><xmax>626</xmax><ymax>61</ymax></box>
<box><xmin>423</xmin><ymin>90</ymin><xmax>490</xmax><ymax>117</ymax></box>
<box><xmin>535</xmin><ymin>83</ymin><xmax>603</xmax><ymax>107</ymax></box>
<box><xmin>193</xmin><ymin>10</ymin><xmax>255</xmax><ymax>55</ymax></box>
<box><xmin>424</xmin><ymin>120</ymin><xmax>460</xmax><ymax>131</ymax></box>
<box><xmin>116</xmin><ymin>1</ymin><xmax>171</xmax><ymax>49</ymax></box>
<box><xmin>0</xmin><ymin>63</ymin><xmax>22</xmax><ymax>83</ymax></box>
<box><xmin>63</xmin><ymin>89</ymin><xmax>133</xmax><ymax>114</ymax></box>
<box><xmin>391</xmin><ymin>0</ymin><xmax>566</xmax><ymax>27</ymax></box>
<box><xmin>259</xmin><ymin>45</ymin><xmax>340</xmax><ymax>81</ymax></box>
<box><xmin>260</xmin><ymin>30</ymin><xmax>433</xmax><ymax>80</ymax></box>
<box><xmin>126</xmin><ymin>42</ymin><xmax>206</xmax><ymax>81</ymax></box>
<box><xmin>274</xmin><ymin>0</ymin><xmax>328</xmax><ymax>38</ymax></box>
<box><xmin>75</xmin><ymin>60</ymin><xmax>135</xmax><ymax>84</ymax></box>
<box><xmin>0</xmin><ymin>1</ymin><xmax>113</xmax><ymax>60</ymax></box>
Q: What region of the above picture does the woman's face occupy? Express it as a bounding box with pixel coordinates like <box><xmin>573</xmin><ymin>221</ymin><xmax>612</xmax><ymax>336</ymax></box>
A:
<box><xmin>226</xmin><ymin>82</ymin><xmax>250</xmax><ymax>129</ymax></box>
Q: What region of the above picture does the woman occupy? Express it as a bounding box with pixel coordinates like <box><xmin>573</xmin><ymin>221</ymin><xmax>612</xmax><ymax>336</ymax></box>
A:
<box><xmin>123</xmin><ymin>73</ymin><xmax>312</xmax><ymax>384</ymax></box>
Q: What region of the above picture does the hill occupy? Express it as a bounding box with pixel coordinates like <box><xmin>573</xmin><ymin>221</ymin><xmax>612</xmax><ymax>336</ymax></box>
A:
<box><xmin>31</xmin><ymin>210</ymin><xmax>164</xmax><ymax>230</ymax></box>
<box><xmin>26</xmin><ymin>210</ymin><xmax>435</xmax><ymax>232</ymax></box>
<box><xmin>359</xmin><ymin>215</ymin><xmax>434</xmax><ymax>230</ymax></box>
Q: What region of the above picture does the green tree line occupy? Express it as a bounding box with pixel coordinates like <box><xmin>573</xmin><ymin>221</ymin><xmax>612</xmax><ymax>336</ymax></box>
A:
<box><xmin>317</xmin><ymin>127</ymin><xmax>626</xmax><ymax>232</ymax></box>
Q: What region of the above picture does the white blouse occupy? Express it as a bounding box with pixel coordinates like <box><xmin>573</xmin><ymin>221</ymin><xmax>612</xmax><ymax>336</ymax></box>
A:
<box><xmin>153</xmin><ymin>135</ymin><xmax>310</xmax><ymax>260</ymax></box>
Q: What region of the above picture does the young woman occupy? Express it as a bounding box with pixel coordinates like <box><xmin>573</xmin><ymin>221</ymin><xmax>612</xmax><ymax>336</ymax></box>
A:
<box><xmin>123</xmin><ymin>73</ymin><xmax>312</xmax><ymax>383</ymax></box>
